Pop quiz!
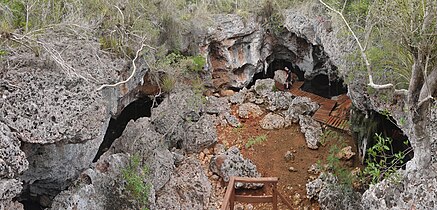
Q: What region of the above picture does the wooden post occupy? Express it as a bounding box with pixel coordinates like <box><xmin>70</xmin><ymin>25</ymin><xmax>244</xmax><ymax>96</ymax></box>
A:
<box><xmin>229</xmin><ymin>177</ymin><xmax>235</xmax><ymax>210</ymax></box>
<box><xmin>272</xmin><ymin>183</ymin><xmax>278</xmax><ymax>210</ymax></box>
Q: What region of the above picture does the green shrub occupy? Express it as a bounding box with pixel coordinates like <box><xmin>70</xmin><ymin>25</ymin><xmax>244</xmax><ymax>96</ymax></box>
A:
<box><xmin>245</xmin><ymin>134</ymin><xmax>267</xmax><ymax>149</ymax></box>
<box><xmin>161</xmin><ymin>75</ymin><xmax>175</xmax><ymax>93</ymax></box>
<box><xmin>361</xmin><ymin>134</ymin><xmax>412</xmax><ymax>185</ymax></box>
<box><xmin>122</xmin><ymin>154</ymin><xmax>150</xmax><ymax>210</ymax></box>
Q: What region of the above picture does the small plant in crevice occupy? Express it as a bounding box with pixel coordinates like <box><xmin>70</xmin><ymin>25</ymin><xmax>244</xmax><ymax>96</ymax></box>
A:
<box><xmin>360</xmin><ymin>133</ymin><xmax>413</xmax><ymax>186</ymax></box>
<box><xmin>161</xmin><ymin>75</ymin><xmax>175</xmax><ymax>93</ymax></box>
<box><xmin>122</xmin><ymin>154</ymin><xmax>151</xmax><ymax>210</ymax></box>
<box><xmin>245</xmin><ymin>134</ymin><xmax>267</xmax><ymax>149</ymax></box>
<box><xmin>324</xmin><ymin>141</ymin><xmax>355</xmax><ymax>187</ymax></box>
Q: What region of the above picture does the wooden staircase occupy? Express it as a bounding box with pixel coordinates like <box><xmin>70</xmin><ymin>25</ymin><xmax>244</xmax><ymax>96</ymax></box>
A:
<box><xmin>289</xmin><ymin>81</ymin><xmax>350</xmax><ymax>131</ymax></box>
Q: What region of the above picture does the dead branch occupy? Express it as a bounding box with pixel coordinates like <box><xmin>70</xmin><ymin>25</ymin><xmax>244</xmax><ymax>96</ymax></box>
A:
<box><xmin>97</xmin><ymin>42</ymin><xmax>146</xmax><ymax>91</ymax></box>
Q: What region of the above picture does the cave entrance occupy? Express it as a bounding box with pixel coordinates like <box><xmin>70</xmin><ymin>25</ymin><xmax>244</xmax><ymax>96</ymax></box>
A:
<box><xmin>352</xmin><ymin>108</ymin><xmax>414</xmax><ymax>174</ymax></box>
<box><xmin>92</xmin><ymin>97</ymin><xmax>155</xmax><ymax>162</ymax></box>
<box><xmin>248</xmin><ymin>58</ymin><xmax>347</xmax><ymax>98</ymax></box>
<box><xmin>301</xmin><ymin>74</ymin><xmax>348</xmax><ymax>98</ymax></box>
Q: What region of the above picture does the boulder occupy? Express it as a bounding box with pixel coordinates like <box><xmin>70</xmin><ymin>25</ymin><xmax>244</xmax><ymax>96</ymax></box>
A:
<box><xmin>223</xmin><ymin>113</ymin><xmax>242</xmax><ymax>128</ymax></box>
<box><xmin>229</xmin><ymin>88</ymin><xmax>249</xmax><ymax>104</ymax></box>
<box><xmin>299</xmin><ymin>115</ymin><xmax>323</xmax><ymax>149</ymax></box>
<box><xmin>253</xmin><ymin>79</ymin><xmax>275</xmax><ymax>97</ymax></box>
<box><xmin>210</xmin><ymin>146</ymin><xmax>261</xmax><ymax>189</ymax></box>
<box><xmin>155</xmin><ymin>158</ymin><xmax>211</xmax><ymax>209</ymax></box>
<box><xmin>260</xmin><ymin>113</ymin><xmax>285</xmax><ymax>130</ymax></box>
<box><xmin>273</xmin><ymin>70</ymin><xmax>288</xmax><ymax>86</ymax></box>
<box><xmin>283</xmin><ymin>96</ymin><xmax>319</xmax><ymax>124</ymax></box>
<box><xmin>238</xmin><ymin>103</ymin><xmax>263</xmax><ymax>119</ymax></box>
<box><xmin>205</xmin><ymin>96</ymin><xmax>230</xmax><ymax>115</ymax></box>
<box><xmin>265</xmin><ymin>91</ymin><xmax>294</xmax><ymax>112</ymax></box>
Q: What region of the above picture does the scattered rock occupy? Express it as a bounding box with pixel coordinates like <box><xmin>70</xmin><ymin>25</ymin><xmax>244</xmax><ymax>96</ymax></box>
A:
<box><xmin>283</xmin><ymin>97</ymin><xmax>319</xmax><ymax>124</ymax></box>
<box><xmin>220</xmin><ymin>89</ymin><xmax>235</xmax><ymax>97</ymax></box>
<box><xmin>293</xmin><ymin>193</ymin><xmax>302</xmax><ymax>205</ymax></box>
<box><xmin>307</xmin><ymin>164</ymin><xmax>321</xmax><ymax>175</ymax></box>
<box><xmin>265</xmin><ymin>91</ymin><xmax>294</xmax><ymax>111</ymax></box>
<box><xmin>274</xmin><ymin>70</ymin><xmax>288</xmax><ymax>86</ymax></box>
<box><xmin>299</xmin><ymin>115</ymin><xmax>323</xmax><ymax>149</ymax></box>
<box><xmin>209</xmin><ymin>146</ymin><xmax>262</xmax><ymax>189</ymax></box>
<box><xmin>224</xmin><ymin>113</ymin><xmax>242</xmax><ymax>128</ymax></box>
<box><xmin>260</xmin><ymin>113</ymin><xmax>285</xmax><ymax>130</ymax></box>
<box><xmin>288</xmin><ymin>167</ymin><xmax>298</xmax><ymax>172</ymax></box>
<box><xmin>238</xmin><ymin>103</ymin><xmax>263</xmax><ymax>119</ymax></box>
<box><xmin>205</xmin><ymin>96</ymin><xmax>230</xmax><ymax>115</ymax></box>
<box><xmin>284</xmin><ymin>151</ymin><xmax>295</xmax><ymax>162</ymax></box>
<box><xmin>253</xmin><ymin>79</ymin><xmax>275</xmax><ymax>97</ymax></box>
<box><xmin>336</xmin><ymin>146</ymin><xmax>355</xmax><ymax>160</ymax></box>
<box><xmin>229</xmin><ymin>88</ymin><xmax>248</xmax><ymax>104</ymax></box>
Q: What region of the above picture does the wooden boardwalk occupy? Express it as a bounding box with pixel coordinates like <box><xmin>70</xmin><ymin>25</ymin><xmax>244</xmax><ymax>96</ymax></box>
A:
<box><xmin>289</xmin><ymin>81</ymin><xmax>350</xmax><ymax>131</ymax></box>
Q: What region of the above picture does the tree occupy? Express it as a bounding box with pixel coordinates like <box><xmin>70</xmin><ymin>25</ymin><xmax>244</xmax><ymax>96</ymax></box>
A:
<box><xmin>319</xmin><ymin>0</ymin><xmax>436</xmax><ymax>170</ymax></box>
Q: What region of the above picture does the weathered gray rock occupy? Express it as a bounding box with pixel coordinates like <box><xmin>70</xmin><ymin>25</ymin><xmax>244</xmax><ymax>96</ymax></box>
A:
<box><xmin>253</xmin><ymin>79</ymin><xmax>275</xmax><ymax>98</ymax></box>
<box><xmin>283</xmin><ymin>96</ymin><xmax>319</xmax><ymax>124</ymax></box>
<box><xmin>229</xmin><ymin>88</ymin><xmax>249</xmax><ymax>104</ymax></box>
<box><xmin>182</xmin><ymin>114</ymin><xmax>218</xmax><ymax>153</ymax></box>
<box><xmin>260</xmin><ymin>113</ymin><xmax>285</xmax><ymax>130</ymax></box>
<box><xmin>223</xmin><ymin>113</ymin><xmax>242</xmax><ymax>128</ymax></box>
<box><xmin>274</xmin><ymin>70</ymin><xmax>288</xmax><ymax>86</ymax></box>
<box><xmin>299</xmin><ymin>115</ymin><xmax>322</xmax><ymax>149</ymax></box>
<box><xmin>210</xmin><ymin>146</ymin><xmax>261</xmax><ymax>188</ymax></box>
<box><xmin>50</xmin><ymin>154</ymin><xmax>134</xmax><ymax>210</ymax></box>
<box><xmin>0</xmin><ymin>122</ymin><xmax>28</xmax><ymax>179</ymax></box>
<box><xmin>205</xmin><ymin>96</ymin><xmax>230</xmax><ymax>115</ymax></box>
<box><xmin>265</xmin><ymin>91</ymin><xmax>294</xmax><ymax>112</ymax></box>
<box><xmin>238</xmin><ymin>103</ymin><xmax>263</xmax><ymax>119</ymax></box>
<box><xmin>362</xmin><ymin>169</ymin><xmax>437</xmax><ymax>210</ymax></box>
<box><xmin>151</xmin><ymin>87</ymin><xmax>217</xmax><ymax>153</ymax></box>
<box><xmin>306</xmin><ymin>173</ymin><xmax>362</xmax><ymax>210</ymax></box>
<box><xmin>155</xmin><ymin>158</ymin><xmax>211</xmax><ymax>210</ymax></box>
<box><xmin>284</xmin><ymin>151</ymin><xmax>295</xmax><ymax>162</ymax></box>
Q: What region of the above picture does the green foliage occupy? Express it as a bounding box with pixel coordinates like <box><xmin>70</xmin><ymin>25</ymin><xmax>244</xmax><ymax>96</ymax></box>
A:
<box><xmin>161</xmin><ymin>75</ymin><xmax>175</xmax><ymax>93</ymax></box>
<box><xmin>245</xmin><ymin>134</ymin><xmax>267</xmax><ymax>149</ymax></box>
<box><xmin>319</xmin><ymin>129</ymin><xmax>343</xmax><ymax>146</ymax></box>
<box><xmin>325</xmin><ymin>141</ymin><xmax>355</xmax><ymax>186</ymax></box>
<box><xmin>122</xmin><ymin>154</ymin><xmax>150</xmax><ymax>210</ymax></box>
<box><xmin>361</xmin><ymin>134</ymin><xmax>411</xmax><ymax>185</ymax></box>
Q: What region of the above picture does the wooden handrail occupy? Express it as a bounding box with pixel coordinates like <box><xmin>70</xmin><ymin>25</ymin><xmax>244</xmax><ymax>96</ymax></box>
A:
<box><xmin>220</xmin><ymin>176</ymin><xmax>293</xmax><ymax>210</ymax></box>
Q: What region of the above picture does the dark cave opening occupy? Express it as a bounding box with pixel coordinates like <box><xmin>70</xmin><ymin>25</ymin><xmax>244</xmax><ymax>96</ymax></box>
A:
<box><xmin>352</xmin><ymin>108</ymin><xmax>414</xmax><ymax>173</ymax></box>
<box><xmin>247</xmin><ymin>59</ymin><xmax>347</xmax><ymax>98</ymax></box>
<box><xmin>92</xmin><ymin>97</ymin><xmax>155</xmax><ymax>162</ymax></box>
<box><xmin>301</xmin><ymin>74</ymin><xmax>348</xmax><ymax>98</ymax></box>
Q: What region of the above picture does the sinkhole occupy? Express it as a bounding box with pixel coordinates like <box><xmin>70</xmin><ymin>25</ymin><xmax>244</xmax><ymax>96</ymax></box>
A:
<box><xmin>92</xmin><ymin>97</ymin><xmax>156</xmax><ymax>162</ymax></box>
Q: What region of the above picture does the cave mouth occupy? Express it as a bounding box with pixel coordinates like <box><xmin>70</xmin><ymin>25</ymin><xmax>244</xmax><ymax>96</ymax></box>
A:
<box><xmin>92</xmin><ymin>97</ymin><xmax>156</xmax><ymax>162</ymax></box>
<box><xmin>247</xmin><ymin>59</ymin><xmax>347</xmax><ymax>98</ymax></box>
<box><xmin>366</xmin><ymin>112</ymin><xmax>414</xmax><ymax>168</ymax></box>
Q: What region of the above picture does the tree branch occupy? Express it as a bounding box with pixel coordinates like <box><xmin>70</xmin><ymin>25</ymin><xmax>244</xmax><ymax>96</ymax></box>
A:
<box><xmin>97</xmin><ymin>41</ymin><xmax>146</xmax><ymax>91</ymax></box>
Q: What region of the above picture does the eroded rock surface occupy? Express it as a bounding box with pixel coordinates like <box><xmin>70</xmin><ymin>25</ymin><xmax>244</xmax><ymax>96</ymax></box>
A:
<box><xmin>238</xmin><ymin>103</ymin><xmax>263</xmax><ymax>119</ymax></box>
<box><xmin>299</xmin><ymin>115</ymin><xmax>322</xmax><ymax>149</ymax></box>
<box><xmin>260</xmin><ymin>113</ymin><xmax>285</xmax><ymax>130</ymax></box>
<box><xmin>210</xmin><ymin>146</ymin><xmax>261</xmax><ymax>188</ymax></box>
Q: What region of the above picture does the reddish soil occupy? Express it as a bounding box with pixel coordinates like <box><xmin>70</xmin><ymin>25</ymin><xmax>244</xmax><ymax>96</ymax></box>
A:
<box><xmin>216</xmin><ymin>105</ymin><xmax>359</xmax><ymax>209</ymax></box>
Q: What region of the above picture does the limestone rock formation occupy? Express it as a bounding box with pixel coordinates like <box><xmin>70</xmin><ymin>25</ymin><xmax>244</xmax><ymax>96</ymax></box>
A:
<box><xmin>155</xmin><ymin>158</ymin><xmax>212</xmax><ymax>210</ymax></box>
<box><xmin>151</xmin><ymin>87</ymin><xmax>217</xmax><ymax>153</ymax></box>
<box><xmin>299</xmin><ymin>115</ymin><xmax>323</xmax><ymax>149</ymax></box>
<box><xmin>210</xmin><ymin>146</ymin><xmax>261</xmax><ymax>188</ymax></box>
<box><xmin>265</xmin><ymin>91</ymin><xmax>294</xmax><ymax>112</ymax></box>
<box><xmin>237</xmin><ymin>103</ymin><xmax>263</xmax><ymax>119</ymax></box>
<box><xmin>283</xmin><ymin>96</ymin><xmax>320</xmax><ymax>124</ymax></box>
<box><xmin>260</xmin><ymin>113</ymin><xmax>285</xmax><ymax>130</ymax></box>
<box><xmin>253</xmin><ymin>79</ymin><xmax>276</xmax><ymax>98</ymax></box>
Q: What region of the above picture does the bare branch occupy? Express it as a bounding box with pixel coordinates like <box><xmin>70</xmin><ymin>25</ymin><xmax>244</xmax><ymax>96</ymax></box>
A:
<box><xmin>97</xmin><ymin>41</ymin><xmax>146</xmax><ymax>91</ymax></box>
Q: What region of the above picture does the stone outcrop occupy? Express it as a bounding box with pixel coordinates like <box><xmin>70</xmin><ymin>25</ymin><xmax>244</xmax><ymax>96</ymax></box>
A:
<box><xmin>237</xmin><ymin>103</ymin><xmax>263</xmax><ymax>119</ymax></box>
<box><xmin>283</xmin><ymin>96</ymin><xmax>319</xmax><ymax>124</ymax></box>
<box><xmin>151</xmin><ymin>87</ymin><xmax>217</xmax><ymax>153</ymax></box>
<box><xmin>210</xmin><ymin>146</ymin><xmax>261</xmax><ymax>188</ymax></box>
<box><xmin>299</xmin><ymin>115</ymin><xmax>323</xmax><ymax>149</ymax></box>
<box><xmin>260</xmin><ymin>113</ymin><xmax>285</xmax><ymax>130</ymax></box>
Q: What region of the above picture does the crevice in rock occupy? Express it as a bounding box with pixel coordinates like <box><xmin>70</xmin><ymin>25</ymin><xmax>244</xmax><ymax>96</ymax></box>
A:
<box><xmin>92</xmin><ymin>97</ymin><xmax>156</xmax><ymax>162</ymax></box>
<box><xmin>351</xmin><ymin>107</ymin><xmax>414</xmax><ymax>168</ymax></box>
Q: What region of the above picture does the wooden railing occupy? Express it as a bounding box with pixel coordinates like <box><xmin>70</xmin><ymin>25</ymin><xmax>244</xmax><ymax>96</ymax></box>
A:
<box><xmin>221</xmin><ymin>176</ymin><xmax>293</xmax><ymax>210</ymax></box>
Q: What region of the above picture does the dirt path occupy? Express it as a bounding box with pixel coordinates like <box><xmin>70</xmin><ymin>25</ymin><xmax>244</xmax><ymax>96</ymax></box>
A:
<box><xmin>215</xmin><ymin>105</ymin><xmax>358</xmax><ymax>209</ymax></box>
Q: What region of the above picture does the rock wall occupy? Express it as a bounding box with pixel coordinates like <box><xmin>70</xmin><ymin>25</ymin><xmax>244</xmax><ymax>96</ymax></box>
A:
<box><xmin>203</xmin><ymin>13</ymin><xmax>339</xmax><ymax>90</ymax></box>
